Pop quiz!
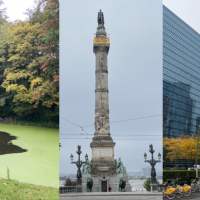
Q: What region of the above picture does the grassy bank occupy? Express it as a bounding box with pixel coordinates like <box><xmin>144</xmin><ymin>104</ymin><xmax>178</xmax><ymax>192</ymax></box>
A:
<box><xmin>0</xmin><ymin>120</ymin><xmax>59</xmax><ymax>128</ymax></box>
<box><xmin>0</xmin><ymin>178</ymin><xmax>58</xmax><ymax>200</ymax></box>
<box><xmin>0</xmin><ymin>123</ymin><xmax>59</xmax><ymax>187</ymax></box>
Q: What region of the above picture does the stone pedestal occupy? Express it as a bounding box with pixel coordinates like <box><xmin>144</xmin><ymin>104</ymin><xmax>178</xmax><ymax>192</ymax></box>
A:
<box><xmin>82</xmin><ymin>158</ymin><xmax>131</xmax><ymax>192</ymax></box>
<box><xmin>90</xmin><ymin>135</ymin><xmax>116</xmax><ymax>177</ymax></box>
<box><xmin>91</xmin><ymin>175</ymin><xmax>118</xmax><ymax>192</ymax></box>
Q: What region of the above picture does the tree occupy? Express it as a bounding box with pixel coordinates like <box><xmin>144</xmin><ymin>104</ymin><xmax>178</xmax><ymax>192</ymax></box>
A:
<box><xmin>0</xmin><ymin>5</ymin><xmax>11</xmax><ymax>117</ymax></box>
<box><xmin>0</xmin><ymin>0</ymin><xmax>59</xmax><ymax>125</ymax></box>
<box><xmin>164</xmin><ymin>137</ymin><xmax>199</xmax><ymax>161</ymax></box>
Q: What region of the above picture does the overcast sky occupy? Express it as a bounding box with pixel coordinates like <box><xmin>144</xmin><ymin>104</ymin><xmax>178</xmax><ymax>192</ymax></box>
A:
<box><xmin>163</xmin><ymin>0</ymin><xmax>200</xmax><ymax>33</ymax></box>
<box><xmin>3</xmin><ymin>0</ymin><xmax>35</xmax><ymax>21</ymax></box>
<box><xmin>60</xmin><ymin>0</ymin><xmax>163</xmax><ymax>176</ymax></box>
<box><xmin>3</xmin><ymin>0</ymin><xmax>199</xmax><ymax>32</ymax></box>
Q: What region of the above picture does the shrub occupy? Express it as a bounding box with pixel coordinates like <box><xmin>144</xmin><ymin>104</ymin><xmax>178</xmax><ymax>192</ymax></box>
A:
<box><xmin>164</xmin><ymin>170</ymin><xmax>200</xmax><ymax>184</ymax></box>
<box><xmin>143</xmin><ymin>178</ymin><xmax>151</xmax><ymax>191</ymax></box>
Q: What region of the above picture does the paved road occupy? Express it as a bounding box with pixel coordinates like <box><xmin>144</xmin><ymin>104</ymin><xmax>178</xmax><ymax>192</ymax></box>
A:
<box><xmin>60</xmin><ymin>193</ymin><xmax>162</xmax><ymax>200</ymax></box>
<box><xmin>192</xmin><ymin>193</ymin><xmax>200</xmax><ymax>199</ymax></box>
<box><xmin>61</xmin><ymin>196</ymin><xmax>162</xmax><ymax>200</ymax></box>
<box><xmin>61</xmin><ymin>192</ymin><xmax>200</xmax><ymax>200</ymax></box>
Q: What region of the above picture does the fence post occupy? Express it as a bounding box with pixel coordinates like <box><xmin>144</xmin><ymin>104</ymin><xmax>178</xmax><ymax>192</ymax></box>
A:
<box><xmin>7</xmin><ymin>167</ymin><xmax>10</xmax><ymax>180</ymax></box>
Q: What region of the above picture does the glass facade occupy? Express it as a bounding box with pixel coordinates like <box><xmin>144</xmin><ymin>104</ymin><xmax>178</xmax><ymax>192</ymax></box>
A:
<box><xmin>163</xmin><ymin>6</ymin><xmax>200</xmax><ymax>137</ymax></box>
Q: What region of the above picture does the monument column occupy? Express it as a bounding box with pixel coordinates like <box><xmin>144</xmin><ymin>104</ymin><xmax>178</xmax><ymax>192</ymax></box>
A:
<box><xmin>81</xmin><ymin>10</ymin><xmax>130</xmax><ymax>192</ymax></box>
<box><xmin>90</xmin><ymin>10</ymin><xmax>116</xmax><ymax>190</ymax></box>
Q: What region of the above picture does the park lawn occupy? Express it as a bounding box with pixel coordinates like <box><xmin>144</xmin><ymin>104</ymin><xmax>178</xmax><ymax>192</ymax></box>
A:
<box><xmin>0</xmin><ymin>178</ymin><xmax>58</xmax><ymax>200</ymax></box>
<box><xmin>0</xmin><ymin>123</ymin><xmax>59</xmax><ymax>188</ymax></box>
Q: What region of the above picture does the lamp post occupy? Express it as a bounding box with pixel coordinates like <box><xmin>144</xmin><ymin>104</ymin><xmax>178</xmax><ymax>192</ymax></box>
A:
<box><xmin>144</xmin><ymin>144</ymin><xmax>161</xmax><ymax>184</ymax></box>
<box><xmin>70</xmin><ymin>145</ymin><xmax>88</xmax><ymax>185</ymax></box>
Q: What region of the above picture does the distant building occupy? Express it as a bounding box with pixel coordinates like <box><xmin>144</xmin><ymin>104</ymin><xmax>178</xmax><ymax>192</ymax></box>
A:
<box><xmin>163</xmin><ymin>6</ymin><xmax>200</xmax><ymax>137</ymax></box>
<box><xmin>142</xmin><ymin>167</ymin><xmax>151</xmax><ymax>178</ymax></box>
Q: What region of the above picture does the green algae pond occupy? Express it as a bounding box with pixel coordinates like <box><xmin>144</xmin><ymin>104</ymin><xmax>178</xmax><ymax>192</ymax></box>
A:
<box><xmin>0</xmin><ymin>123</ymin><xmax>59</xmax><ymax>188</ymax></box>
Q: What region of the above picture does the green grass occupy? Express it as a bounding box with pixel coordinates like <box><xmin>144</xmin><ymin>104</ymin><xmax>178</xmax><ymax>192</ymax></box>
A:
<box><xmin>0</xmin><ymin>178</ymin><xmax>58</xmax><ymax>200</ymax></box>
<box><xmin>0</xmin><ymin>123</ymin><xmax>59</xmax><ymax>188</ymax></box>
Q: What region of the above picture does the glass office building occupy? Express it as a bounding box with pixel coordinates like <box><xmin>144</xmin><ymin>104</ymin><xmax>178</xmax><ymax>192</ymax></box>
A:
<box><xmin>163</xmin><ymin>6</ymin><xmax>200</xmax><ymax>137</ymax></box>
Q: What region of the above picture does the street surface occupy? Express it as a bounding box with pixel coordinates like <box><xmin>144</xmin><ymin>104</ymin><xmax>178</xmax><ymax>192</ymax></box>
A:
<box><xmin>60</xmin><ymin>192</ymin><xmax>162</xmax><ymax>200</ymax></box>
<box><xmin>192</xmin><ymin>193</ymin><xmax>200</xmax><ymax>199</ymax></box>
<box><xmin>60</xmin><ymin>193</ymin><xmax>200</xmax><ymax>199</ymax></box>
<box><xmin>61</xmin><ymin>196</ymin><xmax>162</xmax><ymax>200</ymax></box>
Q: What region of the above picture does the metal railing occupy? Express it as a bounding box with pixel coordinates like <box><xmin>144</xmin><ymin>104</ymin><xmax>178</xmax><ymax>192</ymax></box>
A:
<box><xmin>60</xmin><ymin>182</ymin><xmax>164</xmax><ymax>193</ymax></box>
<box><xmin>60</xmin><ymin>186</ymin><xmax>82</xmax><ymax>194</ymax></box>
<box><xmin>131</xmin><ymin>186</ymin><xmax>146</xmax><ymax>192</ymax></box>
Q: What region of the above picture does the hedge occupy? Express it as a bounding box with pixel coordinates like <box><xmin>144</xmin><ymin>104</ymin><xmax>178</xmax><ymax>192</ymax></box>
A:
<box><xmin>164</xmin><ymin>170</ymin><xmax>200</xmax><ymax>184</ymax></box>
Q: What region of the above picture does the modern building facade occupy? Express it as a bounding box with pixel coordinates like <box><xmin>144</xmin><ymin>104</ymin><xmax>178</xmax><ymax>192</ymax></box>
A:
<box><xmin>163</xmin><ymin>6</ymin><xmax>200</xmax><ymax>137</ymax></box>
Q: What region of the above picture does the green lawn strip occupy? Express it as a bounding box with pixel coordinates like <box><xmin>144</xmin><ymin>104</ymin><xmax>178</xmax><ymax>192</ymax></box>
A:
<box><xmin>0</xmin><ymin>178</ymin><xmax>58</xmax><ymax>200</ymax></box>
<box><xmin>0</xmin><ymin>123</ymin><xmax>59</xmax><ymax>188</ymax></box>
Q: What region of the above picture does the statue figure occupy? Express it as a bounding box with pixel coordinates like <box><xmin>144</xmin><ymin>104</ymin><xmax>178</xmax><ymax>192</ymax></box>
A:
<box><xmin>117</xmin><ymin>158</ymin><xmax>122</xmax><ymax>172</ymax></box>
<box><xmin>82</xmin><ymin>163</ymin><xmax>86</xmax><ymax>174</ymax></box>
<box><xmin>95</xmin><ymin>114</ymin><xmax>107</xmax><ymax>132</ymax></box>
<box><xmin>95</xmin><ymin>115</ymin><xmax>101</xmax><ymax>131</ymax></box>
<box><xmin>98</xmin><ymin>9</ymin><xmax>104</xmax><ymax>26</ymax></box>
<box><xmin>119</xmin><ymin>178</ymin><xmax>126</xmax><ymax>192</ymax></box>
<box><xmin>116</xmin><ymin>158</ymin><xmax>127</xmax><ymax>175</ymax></box>
<box><xmin>87</xmin><ymin>177</ymin><xmax>93</xmax><ymax>192</ymax></box>
<box><xmin>117</xmin><ymin>158</ymin><xmax>123</xmax><ymax>173</ymax></box>
<box><xmin>82</xmin><ymin>161</ymin><xmax>91</xmax><ymax>175</ymax></box>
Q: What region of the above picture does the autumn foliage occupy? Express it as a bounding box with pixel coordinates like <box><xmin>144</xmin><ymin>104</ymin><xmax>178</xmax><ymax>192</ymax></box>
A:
<box><xmin>164</xmin><ymin>137</ymin><xmax>200</xmax><ymax>161</ymax></box>
<box><xmin>0</xmin><ymin>0</ymin><xmax>59</xmax><ymax>125</ymax></box>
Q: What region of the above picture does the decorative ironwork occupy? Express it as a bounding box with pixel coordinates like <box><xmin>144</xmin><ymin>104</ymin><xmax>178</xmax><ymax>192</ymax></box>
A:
<box><xmin>70</xmin><ymin>145</ymin><xmax>88</xmax><ymax>184</ymax></box>
<box><xmin>144</xmin><ymin>144</ymin><xmax>161</xmax><ymax>184</ymax></box>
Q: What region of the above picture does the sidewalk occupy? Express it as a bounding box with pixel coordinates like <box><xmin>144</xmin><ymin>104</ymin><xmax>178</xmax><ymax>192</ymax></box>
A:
<box><xmin>60</xmin><ymin>192</ymin><xmax>163</xmax><ymax>200</ymax></box>
<box><xmin>60</xmin><ymin>192</ymin><xmax>162</xmax><ymax>197</ymax></box>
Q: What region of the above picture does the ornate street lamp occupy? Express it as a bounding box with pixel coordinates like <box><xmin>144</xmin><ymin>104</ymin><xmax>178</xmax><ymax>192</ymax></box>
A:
<box><xmin>70</xmin><ymin>145</ymin><xmax>88</xmax><ymax>185</ymax></box>
<box><xmin>144</xmin><ymin>144</ymin><xmax>161</xmax><ymax>184</ymax></box>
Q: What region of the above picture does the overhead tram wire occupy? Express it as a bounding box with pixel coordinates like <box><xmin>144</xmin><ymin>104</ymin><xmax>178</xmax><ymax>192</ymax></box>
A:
<box><xmin>61</xmin><ymin>135</ymin><xmax>162</xmax><ymax>139</ymax></box>
<box><xmin>60</xmin><ymin>118</ymin><xmax>88</xmax><ymax>135</ymax></box>
<box><xmin>61</xmin><ymin>114</ymin><xmax>161</xmax><ymax>127</ymax></box>
<box><xmin>83</xmin><ymin>114</ymin><xmax>162</xmax><ymax>128</ymax></box>
<box><xmin>61</xmin><ymin>113</ymin><xmax>162</xmax><ymax>135</ymax></box>
<box><xmin>60</xmin><ymin>114</ymin><xmax>162</xmax><ymax>142</ymax></box>
<box><xmin>60</xmin><ymin>133</ymin><xmax>162</xmax><ymax>140</ymax></box>
<box><xmin>61</xmin><ymin>137</ymin><xmax>162</xmax><ymax>141</ymax></box>
<box><xmin>61</xmin><ymin>133</ymin><xmax>162</xmax><ymax>140</ymax></box>
<box><xmin>60</xmin><ymin>133</ymin><xmax>161</xmax><ymax>136</ymax></box>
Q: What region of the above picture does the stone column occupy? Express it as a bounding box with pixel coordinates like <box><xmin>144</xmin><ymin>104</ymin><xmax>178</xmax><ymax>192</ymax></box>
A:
<box><xmin>90</xmin><ymin>10</ymin><xmax>116</xmax><ymax>178</ymax></box>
